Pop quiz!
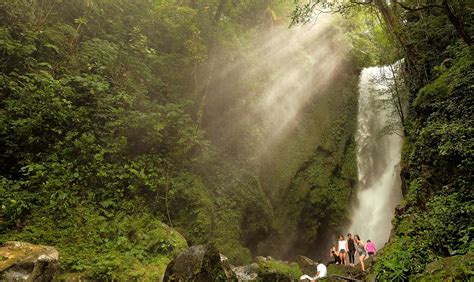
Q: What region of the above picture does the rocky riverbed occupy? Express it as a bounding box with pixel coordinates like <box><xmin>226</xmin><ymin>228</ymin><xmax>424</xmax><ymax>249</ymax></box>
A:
<box><xmin>5</xmin><ymin>241</ymin><xmax>470</xmax><ymax>281</ymax></box>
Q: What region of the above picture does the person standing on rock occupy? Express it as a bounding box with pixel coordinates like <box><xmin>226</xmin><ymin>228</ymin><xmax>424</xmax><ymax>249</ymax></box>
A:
<box><xmin>347</xmin><ymin>233</ymin><xmax>356</xmax><ymax>266</ymax></box>
<box><xmin>337</xmin><ymin>234</ymin><xmax>348</xmax><ymax>265</ymax></box>
<box><xmin>354</xmin><ymin>234</ymin><xmax>367</xmax><ymax>272</ymax></box>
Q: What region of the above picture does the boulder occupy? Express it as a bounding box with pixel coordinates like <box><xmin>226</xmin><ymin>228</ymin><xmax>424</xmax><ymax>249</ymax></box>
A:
<box><xmin>163</xmin><ymin>244</ymin><xmax>236</xmax><ymax>281</ymax></box>
<box><xmin>232</xmin><ymin>263</ymin><xmax>259</xmax><ymax>281</ymax></box>
<box><xmin>254</xmin><ymin>256</ymin><xmax>267</xmax><ymax>264</ymax></box>
<box><xmin>0</xmin><ymin>241</ymin><xmax>59</xmax><ymax>281</ymax></box>
<box><xmin>296</xmin><ymin>255</ymin><xmax>317</xmax><ymax>275</ymax></box>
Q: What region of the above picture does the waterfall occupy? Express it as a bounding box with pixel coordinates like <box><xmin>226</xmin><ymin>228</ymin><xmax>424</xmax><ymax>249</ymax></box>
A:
<box><xmin>349</xmin><ymin>64</ymin><xmax>404</xmax><ymax>250</ymax></box>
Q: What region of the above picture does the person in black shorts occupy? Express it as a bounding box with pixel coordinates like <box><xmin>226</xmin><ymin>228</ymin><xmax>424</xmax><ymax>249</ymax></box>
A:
<box><xmin>330</xmin><ymin>245</ymin><xmax>341</xmax><ymax>264</ymax></box>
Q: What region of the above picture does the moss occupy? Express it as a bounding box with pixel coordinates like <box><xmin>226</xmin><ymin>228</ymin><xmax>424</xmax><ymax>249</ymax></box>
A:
<box><xmin>258</xmin><ymin>260</ymin><xmax>303</xmax><ymax>280</ymax></box>
<box><xmin>121</xmin><ymin>258</ymin><xmax>171</xmax><ymax>281</ymax></box>
<box><xmin>54</xmin><ymin>272</ymin><xmax>87</xmax><ymax>282</ymax></box>
<box><xmin>1</xmin><ymin>208</ymin><xmax>187</xmax><ymax>280</ymax></box>
<box><xmin>214</xmin><ymin>241</ymin><xmax>252</xmax><ymax>266</ymax></box>
<box><xmin>259</xmin><ymin>73</ymin><xmax>359</xmax><ymax>258</ymax></box>
<box><xmin>326</xmin><ymin>264</ymin><xmax>347</xmax><ymax>277</ymax></box>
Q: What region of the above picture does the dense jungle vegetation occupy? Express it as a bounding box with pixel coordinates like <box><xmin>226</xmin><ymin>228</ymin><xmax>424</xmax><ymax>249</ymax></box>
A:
<box><xmin>0</xmin><ymin>0</ymin><xmax>362</xmax><ymax>279</ymax></box>
<box><xmin>0</xmin><ymin>0</ymin><xmax>472</xmax><ymax>280</ymax></box>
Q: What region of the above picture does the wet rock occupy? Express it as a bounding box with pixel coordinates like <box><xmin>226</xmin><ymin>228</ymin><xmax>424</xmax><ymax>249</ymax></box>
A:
<box><xmin>296</xmin><ymin>255</ymin><xmax>317</xmax><ymax>275</ymax></box>
<box><xmin>232</xmin><ymin>263</ymin><xmax>259</xmax><ymax>281</ymax></box>
<box><xmin>254</xmin><ymin>256</ymin><xmax>266</xmax><ymax>264</ymax></box>
<box><xmin>0</xmin><ymin>241</ymin><xmax>59</xmax><ymax>282</ymax></box>
<box><xmin>163</xmin><ymin>244</ymin><xmax>236</xmax><ymax>281</ymax></box>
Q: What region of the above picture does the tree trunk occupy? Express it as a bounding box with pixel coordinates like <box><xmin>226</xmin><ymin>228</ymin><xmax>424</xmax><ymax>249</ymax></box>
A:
<box><xmin>443</xmin><ymin>0</ymin><xmax>472</xmax><ymax>46</ymax></box>
<box><xmin>373</xmin><ymin>0</ymin><xmax>415</xmax><ymax>66</ymax></box>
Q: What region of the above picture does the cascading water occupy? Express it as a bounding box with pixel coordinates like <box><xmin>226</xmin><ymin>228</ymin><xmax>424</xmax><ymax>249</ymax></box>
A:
<box><xmin>349</xmin><ymin>64</ymin><xmax>404</xmax><ymax>250</ymax></box>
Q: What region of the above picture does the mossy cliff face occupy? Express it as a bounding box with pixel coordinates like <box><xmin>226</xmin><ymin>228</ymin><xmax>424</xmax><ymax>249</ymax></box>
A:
<box><xmin>257</xmin><ymin>64</ymin><xmax>359</xmax><ymax>259</ymax></box>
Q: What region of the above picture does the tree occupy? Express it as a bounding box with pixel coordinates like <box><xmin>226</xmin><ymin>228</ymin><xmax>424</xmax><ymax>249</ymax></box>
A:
<box><xmin>291</xmin><ymin>1</ymin><xmax>472</xmax><ymax>61</ymax></box>
<box><xmin>393</xmin><ymin>0</ymin><xmax>472</xmax><ymax>46</ymax></box>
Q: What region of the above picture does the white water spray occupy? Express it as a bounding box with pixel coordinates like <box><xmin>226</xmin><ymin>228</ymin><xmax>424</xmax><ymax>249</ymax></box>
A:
<box><xmin>349</xmin><ymin>65</ymin><xmax>404</xmax><ymax>249</ymax></box>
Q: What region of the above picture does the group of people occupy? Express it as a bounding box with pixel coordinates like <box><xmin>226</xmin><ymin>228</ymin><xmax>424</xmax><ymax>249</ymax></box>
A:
<box><xmin>300</xmin><ymin>233</ymin><xmax>377</xmax><ymax>281</ymax></box>
<box><xmin>330</xmin><ymin>233</ymin><xmax>376</xmax><ymax>272</ymax></box>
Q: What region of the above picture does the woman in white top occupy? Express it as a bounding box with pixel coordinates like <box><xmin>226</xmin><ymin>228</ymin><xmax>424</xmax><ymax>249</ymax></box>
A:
<box><xmin>337</xmin><ymin>234</ymin><xmax>348</xmax><ymax>265</ymax></box>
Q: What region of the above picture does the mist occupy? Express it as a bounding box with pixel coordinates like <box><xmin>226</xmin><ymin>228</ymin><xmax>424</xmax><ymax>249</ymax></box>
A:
<box><xmin>202</xmin><ymin>15</ymin><xmax>352</xmax><ymax>162</ymax></box>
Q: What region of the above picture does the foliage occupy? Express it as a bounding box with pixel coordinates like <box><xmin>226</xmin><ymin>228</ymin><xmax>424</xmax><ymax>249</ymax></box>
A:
<box><xmin>334</xmin><ymin>8</ymin><xmax>397</xmax><ymax>67</ymax></box>
<box><xmin>0</xmin><ymin>0</ymin><xmax>287</xmax><ymax>277</ymax></box>
<box><xmin>374</xmin><ymin>236</ymin><xmax>430</xmax><ymax>280</ymax></box>
<box><xmin>3</xmin><ymin>206</ymin><xmax>187</xmax><ymax>279</ymax></box>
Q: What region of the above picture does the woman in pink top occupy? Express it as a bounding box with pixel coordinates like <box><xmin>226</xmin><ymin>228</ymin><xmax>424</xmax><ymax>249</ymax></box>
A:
<box><xmin>366</xmin><ymin>240</ymin><xmax>376</xmax><ymax>256</ymax></box>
